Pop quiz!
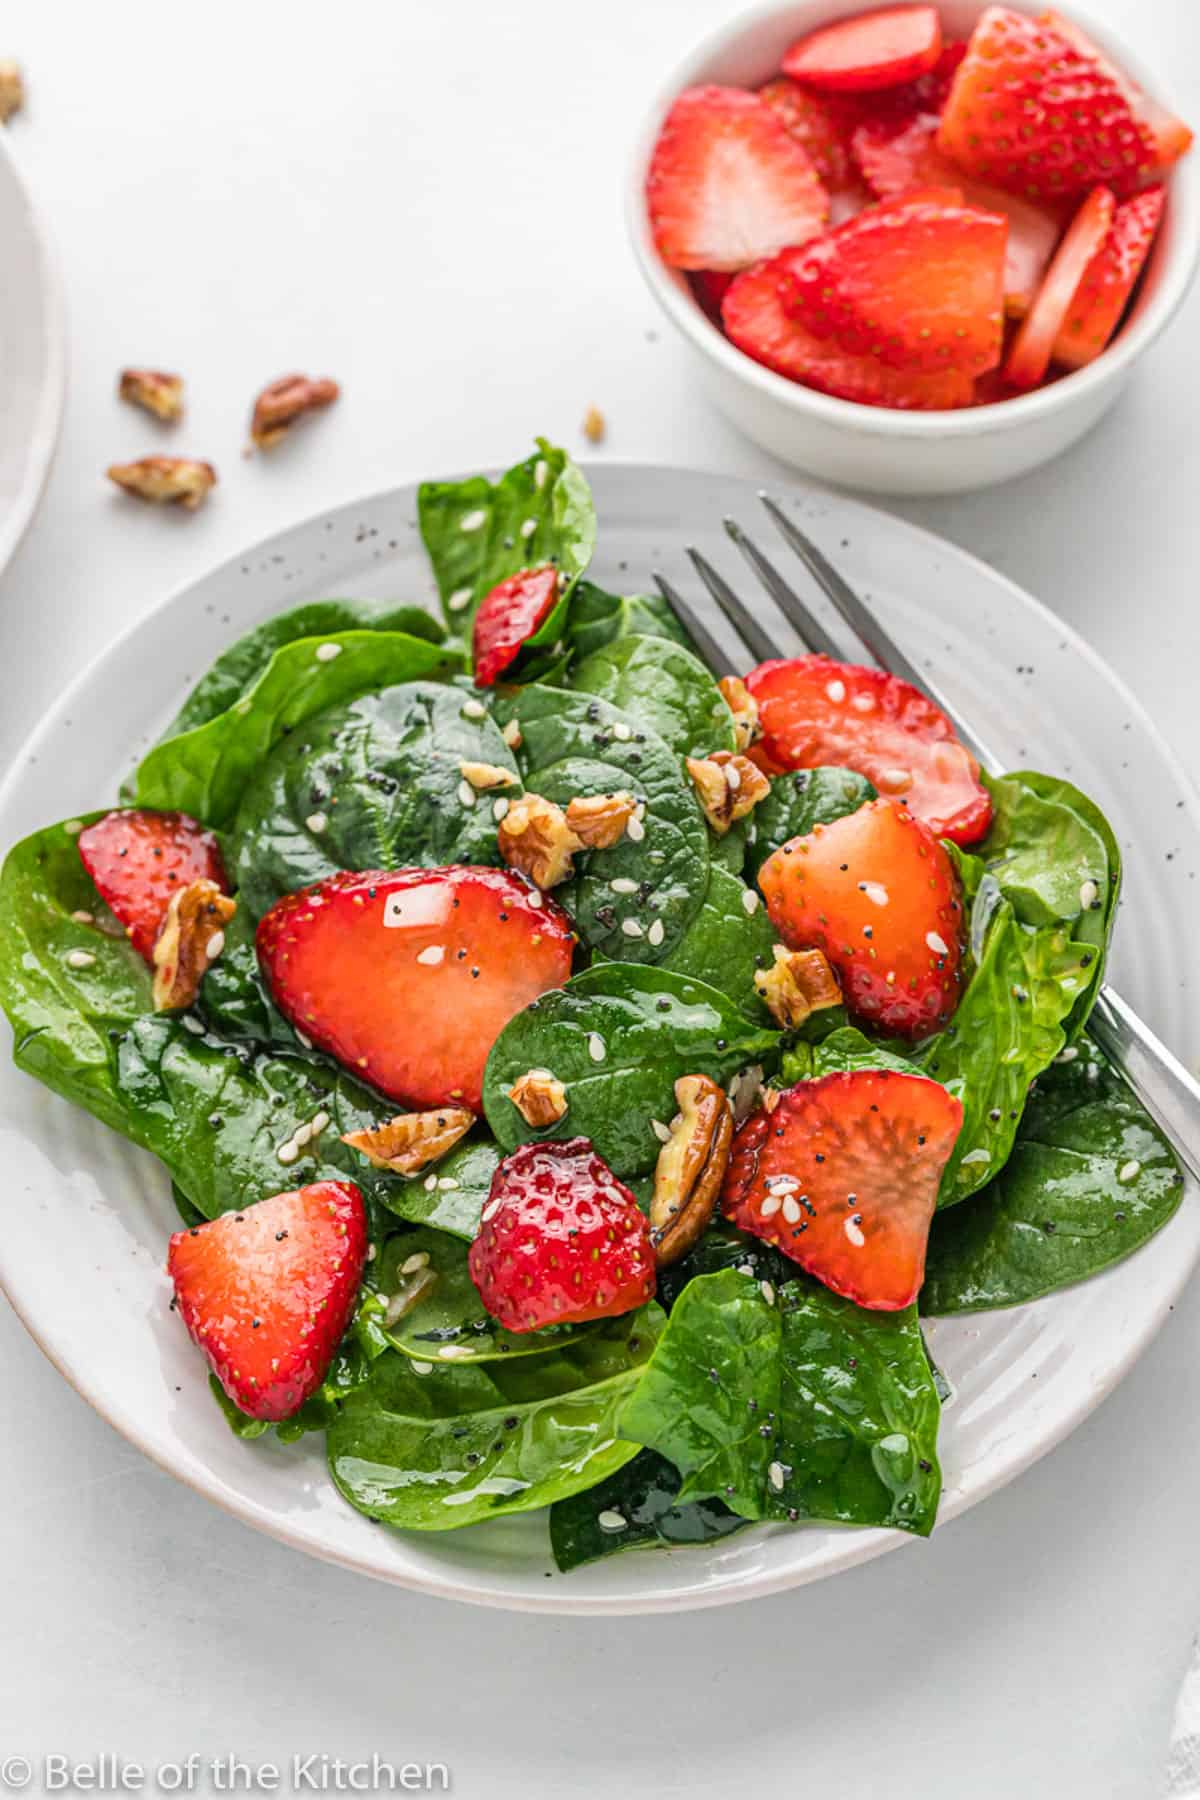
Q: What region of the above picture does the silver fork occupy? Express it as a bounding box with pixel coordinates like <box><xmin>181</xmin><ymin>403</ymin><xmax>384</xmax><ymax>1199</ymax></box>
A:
<box><xmin>655</xmin><ymin>496</ymin><xmax>1200</xmax><ymax>1184</ymax></box>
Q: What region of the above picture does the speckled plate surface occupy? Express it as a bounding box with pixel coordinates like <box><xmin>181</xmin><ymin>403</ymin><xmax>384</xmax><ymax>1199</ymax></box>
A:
<box><xmin>1</xmin><ymin>463</ymin><xmax>1197</xmax><ymax>1614</ymax></box>
<box><xmin>0</xmin><ymin>131</ymin><xmax>65</xmax><ymax>578</ymax></box>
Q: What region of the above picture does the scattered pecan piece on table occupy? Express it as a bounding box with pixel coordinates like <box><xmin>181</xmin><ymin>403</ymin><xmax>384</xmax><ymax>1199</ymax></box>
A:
<box><xmin>152</xmin><ymin>881</ymin><xmax>236</xmax><ymax>1011</ymax></box>
<box><xmin>650</xmin><ymin>1074</ymin><xmax>734</xmax><ymax>1267</ymax></box>
<box><xmin>342</xmin><ymin>1107</ymin><xmax>475</xmax><ymax>1175</ymax></box>
<box><xmin>119</xmin><ymin>369</ymin><xmax>184</xmax><ymax>423</ymax></box>
<box><xmin>582</xmin><ymin>406</ymin><xmax>606</xmax><ymax>444</ymax></box>
<box><xmin>249</xmin><ymin>373</ymin><xmax>339</xmax><ymax>449</ymax></box>
<box><xmin>107</xmin><ymin>456</ymin><xmax>216</xmax><ymax>510</ymax></box>
<box><xmin>0</xmin><ymin>61</ymin><xmax>24</xmax><ymax>123</ymax></box>
<box><xmin>507</xmin><ymin>1069</ymin><xmax>568</xmax><ymax>1129</ymax></box>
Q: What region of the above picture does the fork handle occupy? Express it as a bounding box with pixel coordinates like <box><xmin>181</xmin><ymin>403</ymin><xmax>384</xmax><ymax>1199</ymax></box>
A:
<box><xmin>1088</xmin><ymin>986</ymin><xmax>1200</xmax><ymax>1183</ymax></box>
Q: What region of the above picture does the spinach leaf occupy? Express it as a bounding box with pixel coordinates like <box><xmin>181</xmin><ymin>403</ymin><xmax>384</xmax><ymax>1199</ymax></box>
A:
<box><xmin>197</xmin><ymin>905</ymin><xmax>299</xmax><ymax>1049</ymax></box>
<box><xmin>376</xmin><ymin>1227</ymin><xmax>585</xmax><ymax>1363</ymax></box>
<box><xmin>922</xmin><ymin>1039</ymin><xmax>1184</xmax><ymax>1313</ymax></box>
<box><xmin>919</xmin><ymin>853</ymin><xmax>1098</xmax><ymax>1206</ymax></box>
<box><xmin>620</xmin><ymin>1270</ymin><xmax>941</xmax><ymax>1534</ymax></box>
<box><xmin>230</xmin><ymin>681</ymin><xmax>521</xmax><ymax>918</ymax></box>
<box><xmin>163</xmin><ymin>600</ymin><xmax>445</xmax><ymax>738</ymax></box>
<box><xmin>514</xmin><ymin>685</ymin><xmax>709</xmax><ymax>964</ymax></box>
<box><xmin>747</xmin><ymin>766</ymin><xmax>876</xmax><ymax>879</ymax></box>
<box><xmin>483</xmin><ymin>964</ymin><xmax>779</xmax><ymax>1177</ymax></box>
<box><xmin>549</xmin><ymin>1449</ymin><xmax>745</xmax><ymax>1571</ymax></box>
<box><xmin>564</xmin><ymin>582</ymin><xmax>695</xmax><ymax>661</ymax></box>
<box><xmin>659</xmin><ymin>863</ymin><xmax>776</xmax><ymax>1017</ymax></box>
<box><xmin>0</xmin><ymin>817</ymin><xmax>152</xmax><ymax>1135</ymax></box>
<box><xmin>571</xmin><ymin>635</ymin><xmax>735</xmax><ymax>759</ymax></box>
<box><xmin>982</xmin><ymin>770</ymin><xmax>1119</xmax><ymax>1036</ymax></box>
<box><xmin>418</xmin><ymin>440</ymin><xmax>595</xmax><ymax>641</ymax></box>
<box><xmin>135</xmin><ymin>632</ymin><xmax>462</xmax><ymax>829</ymax></box>
<box><xmin>326</xmin><ymin>1305</ymin><xmax>663</xmax><ymax>1530</ymax></box>
<box><xmin>655</xmin><ymin>1223</ymin><xmax>795</xmax><ymax>1313</ymax></box>
<box><xmin>378</xmin><ymin>1135</ymin><xmax>502</xmax><ymax>1240</ymax></box>
<box><xmin>783</xmin><ymin>1024</ymin><xmax>929</xmax><ymax>1085</ymax></box>
<box><xmin>113</xmin><ymin>1014</ymin><xmax>396</xmax><ymax>1223</ymax></box>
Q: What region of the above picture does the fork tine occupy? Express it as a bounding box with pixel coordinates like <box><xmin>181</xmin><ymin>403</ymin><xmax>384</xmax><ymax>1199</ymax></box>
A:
<box><xmin>759</xmin><ymin>494</ymin><xmax>998</xmax><ymax>769</ymax></box>
<box><xmin>652</xmin><ymin>573</ymin><xmax>735</xmax><ymax>678</ymax></box>
<box><xmin>722</xmin><ymin>516</ymin><xmax>844</xmax><ymax>660</ymax></box>
<box><xmin>685</xmin><ymin>548</ymin><xmax>780</xmax><ymax>667</ymax></box>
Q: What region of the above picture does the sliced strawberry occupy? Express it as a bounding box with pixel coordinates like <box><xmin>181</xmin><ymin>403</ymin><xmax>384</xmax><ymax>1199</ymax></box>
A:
<box><xmin>937</xmin><ymin>6</ymin><xmax>1169</xmax><ymax>201</ymax></box>
<box><xmin>1044</xmin><ymin>11</ymin><xmax>1192</xmax><ymax>171</ymax></box>
<box><xmin>782</xmin><ymin>5</ymin><xmax>942</xmax><ymax>94</ymax></box>
<box><xmin>1005</xmin><ymin>186</ymin><xmax>1115</xmax><ymax>389</ymax></box>
<box><xmin>1052</xmin><ymin>185</ymin><xmax>1165</xmax><ymax>369</ymax></box>
<box><xmin>473</xmin><ymin>566</ymin><xmax>559</xmax><ymax>688</ymax></box>
<box><xmin>895</xmin><ymin>36</ymin><xmax>968</xmax><ymax>113</ymax></box>
<box><xmin>77</xmin><ymin>808</ymin><xmax>228</xmax><ymax>962</ymax></box>
<box><xmin>691</xmin><ymin>268</ymin><xmax>735</xmax><ymax>321</ymax></box>
<box><xmin>469</xmin><ymin>1138</ymin><xmax>656</xmax><ymax>1331</ymax></box>
<box><xmin>758</xmin><ymin>78</ymin><xmax>864</xmax><ymax>189</ymax></box>
<box><xmin>781</xmin><ymin>189</ymin><xmax>1006</xmax><ymax>375</ymax></box>
<box><xmin>721</xmin><ymin>1070</ymin><xmax>962</xmax><ymax>1309</ymax></box>
<box><xmin>851</xmin><ymin>112</ymin><xmax>1063</xmax><ymax>315</ymax></box>
<box><xmin>167</xmin><ymin>1181</ymin><xmax>368</xmax><ymax>1421</ymax></box>
<box><xmin>721</xmin><ymin>254</ymin><xmax>974</xmax><ymax>410</ymax></box>
<box><xmin>757</xmin><ymin>796</ymin><xmax>965</xmax><ymax>1038</ymax></box>
<box><xmin>646</xmin><ymin>85</ymin><xmax>829</xmax><ymax>272</ymax></box>
<box><xmin>257</xmin><ymin>867</ymin><xmax>575</xmax><ymax>1113</ymax></box>
<box><xmin>744</xmin><ymin>654</ymin><xmax>992</xmax><ymax>844</ymax></box>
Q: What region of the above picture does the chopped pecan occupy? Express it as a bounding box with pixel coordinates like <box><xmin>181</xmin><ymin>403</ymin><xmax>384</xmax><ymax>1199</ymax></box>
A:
<box><xmin>250</xmin><ymin>373</ymin><xmax>339</xmax><ymax>449</ymax></box>
<box><xmin>0</xmin><ymin>61</ymin><xmax>24</xmax><ymax>123</ymax></box>
<box><xmin>564</xmin><ymin>792</ymin><xmax>635</xmax><ymax>849</ymax></box>
<box><xmin>151</xmin><ymin>880</ymin><xmax>236</xmax><ymax>1011</ymax></box>
<box><xmin>119</xmin><ymin>369</ymin><xmax>184</xmax><ymax>423</ymax></box>
<box><xmin>508</xmin><ymin>1068</ymin><xmax>568</xmax><ymax>1128</ymax></box>
<box><xmin>582</xmin><ymin>405</ymin><xmax>606</xmax><ymax>444</ymax></box>
<box><xmin>459</xmin><ymin>760</ymin><xmax>518</xmax><ymax>792</ymax></box>
<box><xmin>107</xmin><ymin>456</ymin><xmax>216</xmax><ymax>510</ymax></box>
<box><xmin>755</xmin><ymin>946</ymin><xmax>843</xmax><ymax>1029</ymax></box>
<box><xmin>342</xmin><ymin>1106</ymin><xmax>474</xmax><ymax>1175</ymax></box>
<box><xmin>498</xmin><ymin>793</ymin><xmax>578</xmax><ymax>888</ymax></box>
<box><xmin>686</xmin><ymin>751</ymin><xmax>771</xmax><ymax>834</ymax></box>
<box><xmin>717</xmin><ymin>675</ymin><xmax>762</xmax><ymax>752</ymax></box>
<box><xmin>650</xmin><ymin>1074</ymin><xmax>733</xmax><ymax>1267</ymax></box>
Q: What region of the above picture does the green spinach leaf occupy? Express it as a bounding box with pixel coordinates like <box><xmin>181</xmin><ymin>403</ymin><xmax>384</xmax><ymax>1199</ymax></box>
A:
<box><xmin>747</xmin><ymin>766</ymin><xmax>876</xmax><ymax>879</ymax></box>
<box><xmin>230</xmin><ymin>681</ymin><xmax>521</xmax><ymax>917</ymax></box>
<box><xmin>571</xmin><ymin>635</ymin><xmax>735</xmax><ymax>759</ymax></box>
<box><xmin>418</xmin><ymin>440</ymin><xmax>595</xmax><ymax>642</ymax></box>
<box><xmin>549</xmin><ymin>1449</ymin><xmax>745</xmax><ymax>1571</ymax></box>
<box><xmin>326</xmin><ymin>1306</ymin><xmax>663</xmax><ymax>1530</ymax></box>
<box><xmin>659</xmin><ymin>863</ymin><xmax>776</xmax><ymax>1017</ymax></box>
<box><xmin>923</xmin><ymin>1039</ymin><xmax>1184</xmax><ymax>1313</ymax></box>
<box><xmin>483</xmin><ymin>964</ymin><xmax>779</xmax><ymax>1176</ymax></box>
<box><xmin>564</xmin><ymin>582</ymin><xmax>695</xmax><ymax>661</ymax></box>
<box><xmin>376</xmin><ymin>1227</ymin><xmax>586</xmax><ymax>1363</ymax></box>
<box><xmin>378</xmin><ymin>1135</ymin><xmax>502</xmax><ymax>1239</ymax></box>
<box><xmin>135</xmin><ymin>631</ymin><xmax>461</xmax><ymax>829</ymax></box>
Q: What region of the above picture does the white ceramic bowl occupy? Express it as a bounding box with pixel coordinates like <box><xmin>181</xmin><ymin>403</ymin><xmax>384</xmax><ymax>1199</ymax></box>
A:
<box><xmin>627</xmin><ymin>0</ymin><xmax>1200</xmax><ymax>495</ymax></box>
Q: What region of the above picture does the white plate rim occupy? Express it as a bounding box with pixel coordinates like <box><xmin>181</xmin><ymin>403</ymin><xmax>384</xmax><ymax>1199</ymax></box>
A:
<box><xmin>1</xmin><ymin>459</ymin><xmax>1197</xmax><ymax>1615</ymax></box>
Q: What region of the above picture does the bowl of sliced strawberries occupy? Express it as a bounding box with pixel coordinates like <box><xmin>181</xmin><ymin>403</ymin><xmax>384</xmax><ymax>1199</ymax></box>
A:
<box><xmin>630</xmin><ymin>2</ymin><xmax>1197</xmax><ymax>493</ymax></box>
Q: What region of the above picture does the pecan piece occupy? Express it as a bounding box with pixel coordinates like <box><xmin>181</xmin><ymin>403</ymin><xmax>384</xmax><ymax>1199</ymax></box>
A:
<box><xmin>497</xmin><ymin>793</ymin><xmax>579</xmax><ymax>888</ymax></box>
<box><xmin>151</xmin><ymin>880</ymin><xmax>236</xmax><ymax>1011</ymax></box>
<box><xmin>650</xmin><ymin>1074</ymin><xmax>733</xmax><ymax>1267</ymax></box>
<box><xmin>342</xmin><ymin>1106</ymin><xmax>474</xmax><ymax>1175</ymax></box>
<box><xmin>582</xmin><ymin>405</ymin><xmax>606</xmax><ymax>444</ymax></box>
<box><xmin>508</xmin><ymin>1068</ymin><xmax>568</xmax><ymax>1128</ymax></box>
<box><xmin>0</xmin><ymin>61</ymin><xmax>24</xmax><ymax>123</ymax></box>
<box><xmin>686</xmin><ymin>751</ymin><xmax>771</xmax><ymax>835</ymax></box>
<box><xmin>459</xmin><ymin>760</ymin><xmax>518</xmax><ymax>792</ymax></box>
<box><xmin>250</xmin><ymin>373</ymin><xmax>339</xmax><ymax>449</ymax></box>
<box><xmin>755</xmin><ymin>946</ymin><xmax>843</xmax><ymax>1029</ymax></box>
<box><xmin>119</xmin><ymin>369</ymin><xmax>184</xmax><ymax>423</ymax></box>
<box><xmin>107</xmin><ymin>456</ymin><xmax>216</xmax><ymax>510</ymax></box>
<box><xmin>564</xmin><ymin>792</ymin><xmax>635</xmax><ymax>848</ymax></box>
<box><xmin>717</xmin><ymin>675</ymin><xmax>762</xmax><ymax>753</ymax></box>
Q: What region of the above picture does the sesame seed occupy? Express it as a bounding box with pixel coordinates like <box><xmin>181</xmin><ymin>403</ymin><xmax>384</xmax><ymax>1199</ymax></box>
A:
<box><xmin>457</xmin><ymin>779</ymin><xmax>476</xmax><ymax>808</ymax></box>
<box><xmin>621</xmin><ymin>918</ymin><xmax>645</xmax><ymax>939</ymax></box>
<box><xmin>424</xmin><ymin>1174</ymin><xmax>438</xmax><ymax>1192</ymax></box>
<box><xmin>493</xmin><ymin>797</ymin><xmax>510</xmax><ymax>821</ymax></box>
<box><xmin>825</xmin><ymin>679</ymin><xmax>846</xmax><ymax>703</ymax></box>
<box><xmin>205</xmin><ymin>930</ymin><xmax>226</xmax><ymax>959</ymax></box>
<box><xmin>481</xmin><ymin>1196</ymin><xmax>502</xmax><ymax>1222</ymax></box>
<box><xmin>527</xmin><ymin>889</ymin><xmax>544</xmax><ymax>908</ymax></box>
<box><xmin>1079</xmin><ymin>878</ymin><xmax>1099</xmax><ymax>911</ymax></box>
<box><xmin>651</xmin><ymin>1119</ymin><xmax>672</xmax><ymax>1143</ymax></box>
<box><xmin>588</xmin><ymin>1032</ymin><xmax>606</xmax><ymax>1062</ymax></box>
<box><xmin>520</xmin><ymin>518</ymin><xmax>537</xmax><ymax>540</ymax></box>
<box><xmin>859</xmin><ymin>881</ymin><xmax>889</xmax><ymax>907</ymax></box>
<box><xmin>626</xmin><ymin>814</ymin><xmax>645</xmax><ymax>843</ymax></box>
<box><xmin>647</xmin><ymin>919</ymin><xmax>665</xmax><ymax>947</ymax></box>
<box><xmin>782</xmin><ymin>1197</ymin><xmax>801</xmax><ymax>1224</ymax></box>
<box><xmin>417</xmin><ymin>944</ymin><xmax>445</xmax><ymax>966</ymax></box>
<box><xmin>1056</xmin><ymin>1046</ymin><xmax>1079</xmax><ymax>1064</ymax></box>
<box><xmin>1118</xmin><ymin>1159</ymin><xmax>1141</xmax><ymax>1184</ymax></box>
<box><xmin>725</xmin><ymin>762</ymin><xmax>742</xmax><ymax>792</ymax></box>
<box><xmin>960</xmin><ymin>1148</ymin><xmax>990</xmax><ymax>1167</ymax></box>
<box><xmin>767</xmin><ymin>1461</ymin><xmax>785</xmax><ymax>1492</ymax></box>
<box><xmin>844</xmin><ymin>1218</ymin><xmax>865</xmax><ymax>1248</ymax></box>
<box><xmin>296</xmin><ymin>1029</ymin><xmax>313</xmax><ymax>1050</ymax></box>
<box><xmin>597</xmin><ymin>1509</ymin><xmax>627</xmax><ymax>1532</ymax></box>
<box><xmin>448</xmin><ymin>587</ymin><xmax>473</xmax><ymax>613</ymax></box>
<box><xmin>311</xmin><ymin>1111</ymin><xmax>330</xmax><ymax>1134</ymax></box>
<box><xmin>70</xmin><ymin>910</ymin><xmax>94</xmax><ymax>925</ymax></box>
<box><xmin>410</xmin><ymin>1361</ymin><xmax>434</xmax><ymax>1375</ymax></box>
<box><xmin>760</xmin><ymin>1194</ymin><xmax>782</xmax><ymax>1218</ymax></box>
<box><xmin>852</xmin><ymin>693</ymin><xmax>875</xmax><ymax>713</ymax></box>
<box><xmin>611</xmin><ymin>720</ymin><xmax>632</xmax><ymax>741</ymax></box>
<box><xmin>760</xmin><ymin>1281</ymin><xmax>775</xmax><ymax>1305</ymax></box>
<box><xmin>182</xmin><ymin>1015</ymin><xmax>206</xmax><ymax>1036</ymax></box>
<box><xmin>459</xmin><ymin>509</ymin><xmax>487</xmax><ymax>532</ymax></box>
<box><xmin>276</xmin><ymin>1141</ymin><xmax>300</xmax><ymax>1166</ymax></box>
<box><xmin>305</xmin><ymin>811</ymin><xmax>328</xmax><ymax>834</ymax></box>
<box><xmin>878</xmin><ymin>767</ymin><xmax>912</xmax><ymax>793</ymax></box>
<box><xmin>462</xmin><ymin>698</ymin><xmax>487</xmax><ymax>720</ymax></box>
<box><xmin>503</xmin><ymin>720</ymin><xmax>522</xmax><ymax>748</ymax></box>
<box><xmin>401</xmin><ymin>1251</ymin><xmax>431</xmax><ymax>1275</ymax></box>
<box><xmin>438</xmin><ymin>1177</ymin><xmax>460</xmax><ymax>1191</ymax></box>
<box><xmin>741</xmin><ymin>888</ymin><xmax>760</xmax><ymax>915</ymax></box>
<box><xmin>925</xmin><ymin>930</ymin><xmax>949</xmax><ymax>956</ymax></box>
<box><xmin>534</xmin><ymin>459</ymin><xmax>549</xmax><ymax>489</ymax></box>
<box><xmin>610</xmin><ymin>877</ymin><xmax>638</xmax><ymax>894</ymax></box>
<box><xmin>438</xmin><ymin>1344</ymin><xmax>475</xmax><ymax>1360</ymax></box>
<box><xmin>65</xmin><ymin>949</ymin><xmax>96</xmax><ymax>970</ymax></box>
<box><xmin>315</xmin><ymin>642</ymin><xmax>342</xmax><ymax>663</ymax></box>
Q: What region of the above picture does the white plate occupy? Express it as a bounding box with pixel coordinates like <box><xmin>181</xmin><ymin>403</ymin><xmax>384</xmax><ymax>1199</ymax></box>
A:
<box><xmin>1</xmin><ymin>463</ymin><xmax>1197</xmax><ymax>1614</ymax></box>
<box><xmin>0</xmin><ymin>131</ymin><xmax>65</xmax><ymax>576</ymax></box>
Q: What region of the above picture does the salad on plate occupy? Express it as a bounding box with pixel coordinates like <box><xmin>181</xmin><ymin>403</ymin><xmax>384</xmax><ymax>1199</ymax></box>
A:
<box><xmin>0</xmin><ymin>440</ymin><xmax>1183</xmax><ymax>1573</ymax></box>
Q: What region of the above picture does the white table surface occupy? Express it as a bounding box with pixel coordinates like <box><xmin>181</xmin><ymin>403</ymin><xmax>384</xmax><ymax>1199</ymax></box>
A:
<box><xmin>2</xmin><ymin>1</ymin><xmax>1198</xmax><ymax>1794</ymax></box>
